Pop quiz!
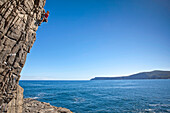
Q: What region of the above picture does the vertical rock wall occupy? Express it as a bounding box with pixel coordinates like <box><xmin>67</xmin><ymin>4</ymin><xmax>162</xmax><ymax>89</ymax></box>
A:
<box><xmin>0</xmin><ymin>0</ymin><xmax>46</xmax><ymax>112</ymax></box>
<box><xmin>7</xmin><ymin>85</ymin><xmax>23</xmax><ymax>113</ymax></box>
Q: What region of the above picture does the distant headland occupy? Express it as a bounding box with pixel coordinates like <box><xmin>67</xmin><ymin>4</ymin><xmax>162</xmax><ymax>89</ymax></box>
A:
<box><xmin>91</xmin><ymin>70</ymin><xmax>170</xmax><ymax>80</ymax></box>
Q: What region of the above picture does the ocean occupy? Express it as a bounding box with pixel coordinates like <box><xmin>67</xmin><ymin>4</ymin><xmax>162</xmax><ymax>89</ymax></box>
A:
<box><xmin>19</xmin><ymin>80</ymin><xmax>170</xmax><ymax>113</ymax></box>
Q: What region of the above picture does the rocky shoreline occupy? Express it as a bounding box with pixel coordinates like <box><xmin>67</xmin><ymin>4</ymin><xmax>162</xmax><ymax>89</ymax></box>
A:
<box><xmin>6</xmin><ymin>85</ymin><xmax>72</xmax><ymax>113</ymax></box>
<box><xmin>23</xmin><ymin>98</ymin><xmax>72</xmax><ymax>113</ymax></box>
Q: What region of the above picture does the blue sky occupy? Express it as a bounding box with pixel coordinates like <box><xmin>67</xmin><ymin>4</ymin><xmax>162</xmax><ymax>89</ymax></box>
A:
<box><xmin>21</xmin><ymin>0</ymin><xmax>170</xmax><ymax>80</ymax></box>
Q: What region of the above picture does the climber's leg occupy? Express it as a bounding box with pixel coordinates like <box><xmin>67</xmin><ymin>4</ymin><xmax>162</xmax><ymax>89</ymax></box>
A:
<box><xmin>39</xmin><ymin>18</ymin><xmax>45</xmax><ymax>26</ymax></box>
<box><xmin>43</xmin><ymin>18</ymin><xmax>48</xmax><ymax>22</ymax></box>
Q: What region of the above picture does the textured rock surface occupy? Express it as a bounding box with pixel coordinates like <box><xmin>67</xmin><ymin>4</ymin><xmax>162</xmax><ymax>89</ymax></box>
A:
<box><xmin>23</xmin><ymin>98</ymin><xmax>72</xmax><ymax>113</ymax></box>
<box><xmin>7</xmin><ymin>85</ymin><xmax>23</xmax><ymax>113</ymax></box>
<box><xmin>0</xmin><ymin>0</ymin><xmax>71</xmax><ymax>113</ymax></box>
<box><xmin>0</xmin><ymin>0</ymin><xmax>46</xmax><ymax>112</ymax></box>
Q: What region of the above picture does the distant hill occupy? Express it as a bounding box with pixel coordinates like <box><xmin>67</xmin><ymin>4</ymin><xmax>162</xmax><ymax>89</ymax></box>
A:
<box><xmin>91</xmin><ymin>70</ymin><xmax>170</xmax><ymax>80</ymax></box>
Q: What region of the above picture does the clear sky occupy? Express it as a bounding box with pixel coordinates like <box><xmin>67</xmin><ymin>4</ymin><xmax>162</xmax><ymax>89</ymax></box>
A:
<box><xmin>21</xmin><ymin>0</ymin><xmax>170</xmax><ymax>80</ymax></box>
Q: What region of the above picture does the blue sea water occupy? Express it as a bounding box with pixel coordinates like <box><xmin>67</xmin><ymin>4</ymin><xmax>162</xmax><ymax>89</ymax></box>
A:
<box><xmin>19</xmin><ymin>80</ymin><xmax>170</xmax><ymax>113</ymax></box>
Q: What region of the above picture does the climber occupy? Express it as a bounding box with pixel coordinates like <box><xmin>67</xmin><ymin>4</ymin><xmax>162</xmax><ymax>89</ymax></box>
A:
<box><xmin>39</xmin><ymin>10</ymin><xmax>50</xmax><ymax>26</ymax></box>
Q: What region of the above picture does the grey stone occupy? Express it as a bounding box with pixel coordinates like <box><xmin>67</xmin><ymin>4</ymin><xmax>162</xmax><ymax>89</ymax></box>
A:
<box><xmin>0</xmin><ymin>0</ymin><xmax>72</xmax><ymax>113</ymax></box>
<box><xmin>23</xmin><ymin>98</ymin><xmax>72</xmax><ymax>113</ymax></box>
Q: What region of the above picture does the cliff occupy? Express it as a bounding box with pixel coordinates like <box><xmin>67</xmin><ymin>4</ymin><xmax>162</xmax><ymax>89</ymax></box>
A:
<box><xmin>91</xmin><ymin>70</ymin><xmax>170</xmax><ymax>80</ymax></box>
<box><xmin>0</xmin><ymin>0</ymin><xmax>71</xmax><ymax>112</ymax></box>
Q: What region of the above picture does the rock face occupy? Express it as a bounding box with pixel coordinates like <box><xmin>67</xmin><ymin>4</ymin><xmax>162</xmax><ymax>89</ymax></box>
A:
<box><xmin>0</xmin><ymin>0</ymin><xmax>72</xmax><ymax>113</ymax></box>
<box><xmin>7</xmin><ymin>85</ymin><xmax>23</xmax><ymax>113</ymax></box>
<box><xmin>0</xmin><ymin>0</ymin><xmax>45</xmax><ymax>112</ymax></box>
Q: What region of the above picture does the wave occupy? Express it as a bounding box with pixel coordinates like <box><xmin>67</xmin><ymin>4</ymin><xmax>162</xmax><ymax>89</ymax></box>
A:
<box><xmin>31</xmin><ymin>97</ymin><xmax>39</xmax><ymax>99</ymax></box>
<box><xmin>38</xmin><ymin>92</ymin><xmax>46</xmax><ymax>97</ymax></box>
<box><xmin>73</xmin><ymin>97</ymin><xmax>85</xmax><ymax>103</ymax></box>
<box><xmin>149</xmin><ymin>104</ymin><xmax>170</xmax><ymax>107</ymax></box>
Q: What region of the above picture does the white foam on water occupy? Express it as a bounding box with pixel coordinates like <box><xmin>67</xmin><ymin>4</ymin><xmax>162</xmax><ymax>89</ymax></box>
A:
<box><xmin>145</xmin><ymin>109</ymin><xmax>154</xmax><ymax>111</ymax></box>
<box><xmin>149</xmin><ymin>104</ymin><xmax>159</xmax><ymax>107</ymax></box>
<box><xmin>31</xmin><ymin>97</ymin><xmax>39</xmax><ymax>99</ymax></box>
<box><xmin>149</xmin><ymin>104</ymin><xmax>170</xmax><ymax>107</ymax></box>
<box><xmin>73</xmin><ymin>97</ymin><xmax>85</xmax><ymax>103</ymax></box>
<box><xmin>160</xmin><ymin>104</ymin><xmax>170</xmax><ymax>107</ymax></box>
<box><xmin>38</xmin><ymin>92</ymin><xmax>46</xmax><ymax>97</ymax></box>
